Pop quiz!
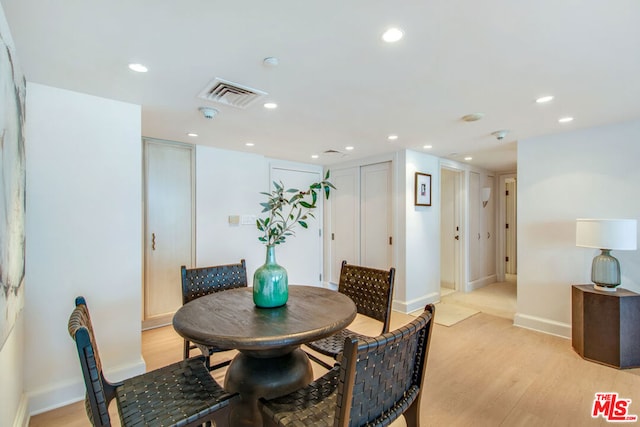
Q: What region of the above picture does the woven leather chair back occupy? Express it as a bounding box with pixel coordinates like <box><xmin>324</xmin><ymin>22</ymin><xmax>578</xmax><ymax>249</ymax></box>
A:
<box><xmin>68</xmin><ymin>296</ymin><xmax>115</xmax><ymax>427</ymax></box>
<box><xmin>336</xmin><ymin>304</ymin><xmax>435</xmax><ymax>426</ymax></box>
<box><xmin>181</xmin><ymin>259</ymin><xmax>247</xmax><ymax>304</ymax></box>
<box><xmin>337</xmin><ymin>260</ymin><xmax>395</xmax><ymax>333</ymax></box>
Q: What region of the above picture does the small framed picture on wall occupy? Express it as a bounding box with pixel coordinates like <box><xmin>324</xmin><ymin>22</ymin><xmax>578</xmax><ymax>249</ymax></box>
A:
<box><xmin>415</xmin><ymin>172</ymin><xmax>431</xmax><ymax>206</ymax></box>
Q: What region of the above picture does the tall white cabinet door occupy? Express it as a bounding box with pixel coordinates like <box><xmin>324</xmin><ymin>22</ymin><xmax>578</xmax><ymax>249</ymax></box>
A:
<box><xmin>361</xmin><ymin>162</ymin><xmax>392</xmax><ymax>270</ymax></box>
<box><xmin>144</xmin><ymin>140</ymin><xmax>193</xmax><ymax>325</ymax></box>
<box><xmin>330</xmin><ymin>167</ymin><xmax>359</xmax><ymax>284</ymax></box>
<box><xmin>483</xmin><ymin>175</ymin><xmax>496</xmax><ymax>277</ymax></box>
<box><xmin>440</xmin><ymin>169</ymin><xmax>458</xmax><ymax>289</ymax></box>
<box><xmin>270</xmin><ymin>167</ymin><xmax>323</xmax><ymax>287</ymax></box>
<box><xmin>468</xmin><ymin>171</ymin><xmax>482</xmax><ymax>282</ymax></box>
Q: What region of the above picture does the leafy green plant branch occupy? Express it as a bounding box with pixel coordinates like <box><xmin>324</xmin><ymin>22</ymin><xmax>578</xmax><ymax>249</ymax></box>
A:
<box><xmin>256</xmin><ymin>170</ymin><xmax>335</xmax><ymax>246</ymax></box>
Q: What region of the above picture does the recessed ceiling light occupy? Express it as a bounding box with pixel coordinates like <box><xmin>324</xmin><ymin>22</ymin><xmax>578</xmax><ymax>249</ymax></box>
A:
<box><xmin>536</xmin><ymin>95</ymin><xmax>554</xmax><ymax>103</ymax></box>
<box><xmin>345</xmin><ymin>146</ymin><xmax>354</xmax><ymax>151</ymax></box>
<box><xmin>464</xmin><ymin>156</ymin><xmax>473</xmax><ymax>161</ymax></box>
<box><xmin>264</xmin><ymin>102</ymin><xmax>278</xmax><ymax>109</ymax></box>
<box><xmin>128</xmin><ymin>63</ymin><xmax>148</xmax><ymax>73</ymax></box>
<box><xmin>558</xmin><ymin>116</ymin><xmax>574</xmax><ymax>123</ymax></box>
<box><xmin>387</xmin><ymin>135</ymin><xmax>398</xmax><ymax>141</ymax></box>
<box><xmin>423</xmin><ymin>145</ymin><xmax>433</xmax><ymax>149</ymax></box>
<box><xmin>187</xmin><ymin>133</ymin><xmax>198</xmax><ymax>137</ymax></box>
<box><xmin>311</xmin><ymin>154</ymin><xmax>319</xmax><ymax>159</ymax></box>
<box><xmin>263</xmin><ymin>57</ymin><xmax>279</xmax><ymax>67</ymax></box>
<box><xmin>245</xmin><ymin>142</ymin><xmax>255</xmax><ymax>147</ymax></box>
<box><xmin>382</xmin><ymin>28</ymin><xmax>404</xmax><ymax>43</ymax></box>
<box><xmin>461</xmin><ymin>113</ymin><xmax>484</xmax><ymax>122</ymax></box>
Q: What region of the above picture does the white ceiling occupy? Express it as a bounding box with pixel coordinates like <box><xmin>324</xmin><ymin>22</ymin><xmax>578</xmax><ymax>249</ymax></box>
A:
<box><xmin>3</xmin><ymin>0</ymin><xmax>640</xmax><ymax>172</ymax></box>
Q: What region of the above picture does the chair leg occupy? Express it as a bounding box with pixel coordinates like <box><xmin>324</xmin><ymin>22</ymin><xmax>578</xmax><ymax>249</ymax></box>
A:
<box><xmin>183</xmin><ymin>339</ymin><xmax>190</xmax><ymax>360</ymax></box>
<box><xmin>403</xmin><ymin>399</ymin><xmax>420</xmax><ymax>427</ymax></box>
<box><xmin>304</xmin><ymin>350</ymin><xmax>334</xmax><ymax>370</ymax></box>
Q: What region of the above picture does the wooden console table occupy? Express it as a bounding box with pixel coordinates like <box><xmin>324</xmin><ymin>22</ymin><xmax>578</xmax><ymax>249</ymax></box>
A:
<box><xmin>572</xmin><ymin>284</ymin><xmax>640</xmax><ymax>368</ymax></box>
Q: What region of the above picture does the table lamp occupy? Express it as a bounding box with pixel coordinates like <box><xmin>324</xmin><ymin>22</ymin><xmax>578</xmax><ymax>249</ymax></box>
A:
<box><xmin>576</xmin><ymin>218</ymin><xmax>637</xmax><ymax>291</ymax></box>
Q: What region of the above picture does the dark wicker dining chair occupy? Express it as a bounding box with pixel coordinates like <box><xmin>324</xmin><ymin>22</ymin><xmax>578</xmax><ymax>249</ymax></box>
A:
<box><xmin>181</xmin><ymin>259</ymin><xmax>247</xmax><ymax>370</ymax></box>
<box><xmin>259</xmin><ymin>304</ymin><xmax>436</xmax><ymax>427</ymax></box>
<box><xmin>68</xmin><ymin>296</ymin><xmax>238</xmax><ymax>427</ymax></box>
<box><xmin>305</xmin><ymin>260</ymin><xmax>395</xmax><ymax>369</ymax></box>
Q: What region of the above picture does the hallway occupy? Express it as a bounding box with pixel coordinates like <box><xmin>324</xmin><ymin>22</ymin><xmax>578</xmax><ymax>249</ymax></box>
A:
<box><xmin>440</xmin><ymin>275</ymin><xmax>517</xmax><ymax>320</ymax></box>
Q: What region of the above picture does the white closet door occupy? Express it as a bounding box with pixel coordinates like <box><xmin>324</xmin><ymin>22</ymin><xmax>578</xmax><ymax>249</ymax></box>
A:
<box><xmin>144</xmin><ymin>140</ymin><xmax>193</xmax><ymax>324</ymax></box>
<box><xmin>360</xmin><ymin>162</ymin><xmax>392</xmax><ymax>270</ymax></box>
<box><xmin>469</xmin><ymin>171</ymin><xmax>481</xmax><ymax>282</ymax></box>
<box><xmin>440</xmin><ymin>169</ymin><xmax>458</xmax><ymax>289</ymax></box>
<box><xmin>484</xmin><ymin>175</ymin><xmax>496</xmax><ymax>277</ymax></box>
<box><xmin>330</xmin><ymin>167</ymin><xmax>359</xmax><ymax>284</ymax></box>
<box><xmin>270</xmin><ymin>167</ymin><xmax>323</xmax><ymax>286</ymax></box>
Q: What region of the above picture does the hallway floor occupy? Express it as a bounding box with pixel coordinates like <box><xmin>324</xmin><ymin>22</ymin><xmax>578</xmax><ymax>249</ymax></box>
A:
<box><xmin>440</xmin><ymin>275</ymin><xmax>517</xmax><ymax>320</ymax></box>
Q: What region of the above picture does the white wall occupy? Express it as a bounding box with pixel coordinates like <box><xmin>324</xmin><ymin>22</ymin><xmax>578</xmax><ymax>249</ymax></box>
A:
<box><xmin>516</xmin><ymin>119</ymin><xmax>640</xmax><ymax>337</ymax></box>
<box><xmin>24</xmin><ymin>83</ymin><xmax>144</xmax><ymax>414</ymax></box>
<box><xmin>399</xmin><ymin>150</ymin><xmax>441</xmax><ymax>312</ymax></box>
<box><xmin>195</xmin><ymin>146</ymin><xmax>268</xmax><ymax>276</ymax></box>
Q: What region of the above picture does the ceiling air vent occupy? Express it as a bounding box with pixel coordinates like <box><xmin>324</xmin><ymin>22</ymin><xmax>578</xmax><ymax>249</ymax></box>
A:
<box><xmin>323</xmin><ymin>149</ymin><xmax>346</xmax><ymax>158</ymax></box>
<box><xmin>197</xmin><ymin>78</ymin><xmax>267</xmax><ymax>109</ymax></box>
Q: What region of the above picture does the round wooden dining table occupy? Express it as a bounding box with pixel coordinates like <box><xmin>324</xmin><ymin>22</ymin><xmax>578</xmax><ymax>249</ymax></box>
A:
<box><xmin>172</xmin><ymin>285</ymin><xmax>357</xmax><ymax>427</ymax></box>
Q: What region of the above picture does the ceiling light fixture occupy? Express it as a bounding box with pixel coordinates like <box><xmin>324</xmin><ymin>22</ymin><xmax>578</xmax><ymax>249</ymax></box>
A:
<box><xmin>423</xmin><ymin>145</ymin><xmax>432</xmax><ymax>149</ymax></box>
<box><xmin>311</xmin><ymin>154</ymin><xmax>319</xmax><ymax>159</ymax></box>
<box><xmin>382</xmin><ymin>28</ymin><xmax>404</xmax><ymax>43</ymax></box>
<box><xmin>387</xmin><ymin>135</ymin><xmax>398</xmax><ymax>141</ymax></box>
<box><xmin>559</xmin><ymin>116</ymin><xmax>574</xmax><ymax>123</ymax></box>
<box><xmin>128</xmin><ymin>63</ymin><xmax>148</xmax><ymax>73</ymax></box>
<box><xmin>536</xmin><ymin>95</ymin><xmax>554</xmax><ymax>103</ymax></box>
<box><xmin>187</xmin><ymin>133</ymin><xmax>198</xmax><ymax>137</ymax></box>
<box><xmin>263</xmin><ymin>57</ymin><xmax>279</xmax><ymax>67</ymax></box>
<box><xmin>461</xmin><ymin>113</ymin><xmax>484</xmax><ymax>122</ymax></box>
<box><xmin>245</xmin><ymin>142</ymin><xmax>255</xmax><ymax>147</ymax></box>
<box><xmin>345</xmin><ymin>146</ymin><xmax>354</xmax><ymax>151</ymax></box>
<box><xmin>264</xmin><ymin>102</ymin><xmax>278</xmax><ymax>109</ymax></box>
<box><xmin>464</xmin><ymin>156</ymin><xmax>473</xmax><ymax>161</ymax></box>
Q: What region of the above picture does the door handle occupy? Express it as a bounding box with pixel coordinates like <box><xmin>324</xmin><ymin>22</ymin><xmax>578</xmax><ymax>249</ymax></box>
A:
<box><xmin>454</xmin><ymin>235</ymin><xmax>459</xmax><ymax>240</ymax></box>
<box><xmin>152</xmin><ymin>233</ymin><xmax>156</xmax><ymax>251</ymax></box>
<box><xmin>487</xmin><ymin>232</ymin><xmax>491</xmax><ymax>239</ymax></box>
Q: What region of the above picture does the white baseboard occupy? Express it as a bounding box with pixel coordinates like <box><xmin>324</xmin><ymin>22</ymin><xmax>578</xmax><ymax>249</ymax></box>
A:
<box><xmin>466</xmin><ymin>274</ymin><xmax>497</xmax><ymax>292</ymax></box>
<box><xmin>393</xmin><ymin>291</ymin><xmax>439</xmax><ymax>314</ymax></box>
<box><xmin>13</xmin><ymin>393</ymin><xmax>29</xmax><ymax>427</ymax></box>
<box><xmin>28</xmin><ymin>357</ymin><xmax>146</xmax><ymax>416</ymax></box>
<box><xmin>514</xmin><ymin>313</ymin><xmax>571</xmax><ymax>339</ymax></box>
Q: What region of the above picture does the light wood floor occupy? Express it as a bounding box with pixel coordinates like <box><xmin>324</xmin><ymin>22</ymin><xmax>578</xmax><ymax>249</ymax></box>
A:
<box><xmin>31</xmin><ymin>306</ymin><xmax>640</xmax><ymax>427</ymax></box>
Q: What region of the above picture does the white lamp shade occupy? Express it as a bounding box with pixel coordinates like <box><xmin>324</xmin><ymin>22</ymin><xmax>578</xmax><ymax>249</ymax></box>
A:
<box><xmin>576</xmin><ymin>218</ymin><xmax>637</xmax><ymax>250</ymax></box>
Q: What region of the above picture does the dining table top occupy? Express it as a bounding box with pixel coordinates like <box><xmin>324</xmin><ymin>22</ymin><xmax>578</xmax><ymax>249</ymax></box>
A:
<box><xmin>172</xmin><ymin>285</ymin><xmax>357</xmax><ymax>353</ymax></box>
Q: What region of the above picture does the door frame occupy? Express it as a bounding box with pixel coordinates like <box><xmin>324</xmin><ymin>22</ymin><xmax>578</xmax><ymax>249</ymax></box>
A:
<box><xmin>497</xmin><ymin>172</ymin><xmax>517</xmax><ymax>282</ymax></box>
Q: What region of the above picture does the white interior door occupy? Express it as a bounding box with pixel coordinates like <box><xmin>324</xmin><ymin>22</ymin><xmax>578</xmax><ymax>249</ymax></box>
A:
<box><xmin>144</xmin><ymin>140</ymin><xmax>193</xmax><ymax>327</ymax></box>
<box><xmin>484</xmin><ymin>175</ymin><xmax>496</xmax><ymax>277</ymax></box>
<box><xmin>270</xmin><ymin>166</ymin><xmax>323</xmax><ymax>286</ymax></box>
<box><xmin>440</xmin><ymin>168</ymin><xmax>460</xmax><ymax>290</ymax></box>
<box><xmin>360</xmin><ymin>162</ymin><xmax>392</xmax><ymax>270</ymax></box>
<box><xmin>469</xmin><ymin>171</ymin><xmax>481</xmax><ymax>282</ymax></box>
<box><xmin>330</xmin><ymin>167</ymin><xmax>359</xmax><ymax>284</ymax></box>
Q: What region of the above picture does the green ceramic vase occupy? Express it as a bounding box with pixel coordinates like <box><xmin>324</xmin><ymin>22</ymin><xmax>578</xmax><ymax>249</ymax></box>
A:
<box><xmin>253</xmin><ymin>245</ymin><xmax>288</xmax><ymax>308</ymax></box>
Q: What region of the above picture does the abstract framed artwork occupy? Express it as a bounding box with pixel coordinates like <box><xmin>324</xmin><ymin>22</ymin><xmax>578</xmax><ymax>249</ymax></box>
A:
<box><xmin>415</xmin><ymin>172</ymin><xmax>431</xmax><ymax>206</ymax></box>
<box><xmin>0</xmin><ymin>28</ymin><xmax>26</xmax><ymax>350</ymax></box>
